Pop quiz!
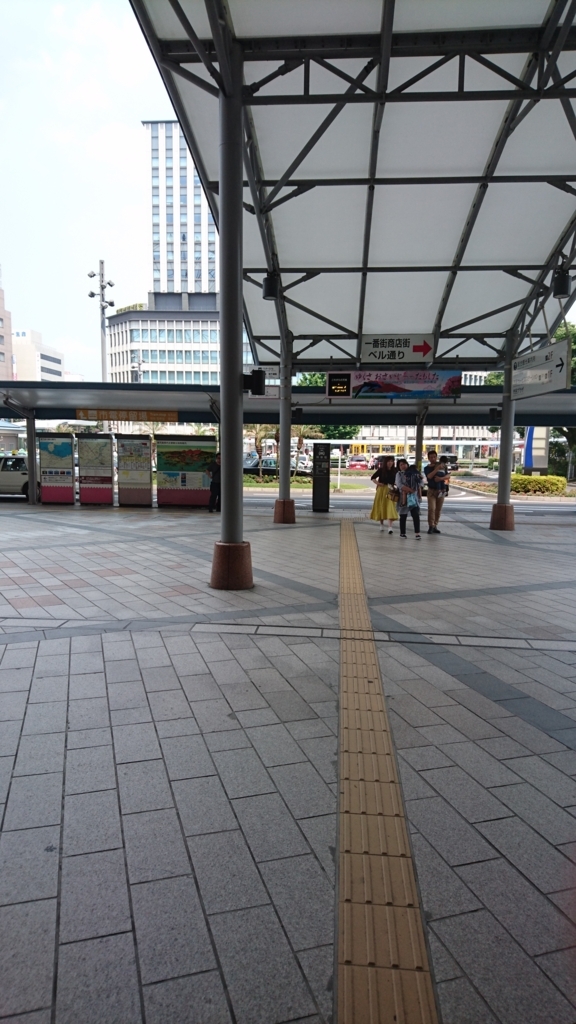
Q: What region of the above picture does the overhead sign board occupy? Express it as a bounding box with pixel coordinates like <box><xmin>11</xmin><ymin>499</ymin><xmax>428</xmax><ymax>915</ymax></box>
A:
<box><xmin>361</xmin><ymin>334</ymin><xmax>433</xmax><ymax>364</ymax></box>
<box><xmin>76</xmin><ymin>409</ymin><xmax>178</xmax><ymax>422</ymax></box>
<box><xmin>327</xmin><ymin>370</ymin><xmax>461</xmax><ymax>400</ymax></box>
<box><xmin>512</xmin><ymin>340</ymin><xmax>571</xmax><ymax>400</ymax></box>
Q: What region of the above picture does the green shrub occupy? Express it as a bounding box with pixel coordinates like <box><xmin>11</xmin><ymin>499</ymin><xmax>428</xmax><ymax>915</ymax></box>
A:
<box><xmin>510</xmin><ymin>473</ymin><xmax>566</xmax><ymax>495</ymax></box>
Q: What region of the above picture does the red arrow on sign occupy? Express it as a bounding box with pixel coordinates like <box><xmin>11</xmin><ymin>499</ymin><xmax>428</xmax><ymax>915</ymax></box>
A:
<box><xmin>413</xmin><ymin>340</ymin><xmax>432</xmax><ymax>356</ymax></box>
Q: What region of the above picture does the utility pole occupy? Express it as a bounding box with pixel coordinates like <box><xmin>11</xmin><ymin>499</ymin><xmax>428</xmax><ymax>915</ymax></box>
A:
<box><xmin>88</xmin><ymin>261</ymin><xmax>115</xmax><ymax>383</ymax></box>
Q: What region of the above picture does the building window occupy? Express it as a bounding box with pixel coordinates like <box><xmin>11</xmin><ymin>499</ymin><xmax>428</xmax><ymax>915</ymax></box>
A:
<box><xmin>130</xmin><ymin>350</ymin><xmax>139</xmax><ymax>362</ymax></box>
<box><xmin>202</xmin><ymin>351</ymin><xmax>209</xmax><ymax>364</ymax></box>
<box><xmin>210</xmin><ymin>372</ymin><xmax>219</xmax><ymax>384</ymax></box>
<box><xmin>176</xmin><ymin>351</ymin><xmax>183</xmax><ymax>364</ymax></box>
<box><xmin>193</xmin><ymin>351</ymin><xmax>200</xmax><ymax>364</ymax></box>
<box><xmin>141</xmin><ymin>350</ymin><xmax>149</xmax><ymax>362</ymax></box>
<box><xmin>151</xmin><ymin>370</ymin><xmax>158</xmax><ymax>382</ymax></box>
<box><xmin>194</xmin><ymin>372</ymin><xmax>200</xmax><ymax>383</ymax></box>
<box><xmin>185</xmin><ymin>351</ymin><xmax>192</xmax><ymax>364</ymax></box>
<box><xmin>41</xmin><ymin>353</ymin><xmax>62</xmax><ymax>364</ymax></box>
<box><xmin>168</xmin><ymin>350</ymin><xmax>175</xmax><ymax>364</ymax></box>
<box><xmin>168</xmin><ymin>371</ymin><xmax>175</xmax><ymax>382</ymax></box>
<box><xmin>184</xmin><ymin>330</ymin><xmax>191</xmax><ymax>343</ymax></box>
<box><xmin>167</xmin><ymin>329</ymin><xmax>174</xmax><ymax>341</ymax></box>
<box><xmin>193</xmin><ymin>329</ymin><xmax>200</xmax><ymax>343</ymax></box>
<box><xmin>130</xmin><ymin>330</ymin><xmax>140</xmax><ymax>342</ymax></box>
<box><xmin>159</xmin><ymin>351</ymin><xmax>166</xmax><ymax>364</ymax></box>
<box><xmin>142</xmin><ymin>371</ymin><xmax>150</xmax><ymax>382</ymax></box>
<box><xmin>210</xmin><ymin>351</ymin><xmax>218</xmax><ymax>364</ymax></box>
<box><xmin>177</xmin><ymin>371</ymin><xmax>184</xmax><ymax>382</ymax></box>
<box><xmin>185</xmin><ymin>371</ymin><xmax>192</xmax><ymax>383</ymax></box>
<box><xmin>210</xmin><ymin>330</ymin><xmax>218</xmax><ymax>343</ymax></box>
<box><xmin>159</xmin><ymin>370</ymin><xmax>167</xmax><ymax>383</ymax></box>
<box><xmin>202</xmin><ymin>372</ymin><xmax>209</xmax><ymax>384</ymax></box>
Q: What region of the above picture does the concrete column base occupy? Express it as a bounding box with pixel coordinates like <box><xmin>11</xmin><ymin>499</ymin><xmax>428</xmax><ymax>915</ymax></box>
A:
<box><xmin>273</xmin><ymin>499</ymin><xmax>296</xmax><ymax>524</ymax></box>
<box><xmin>210</xmin><ymin>542</ymin><xmax>254</xmax><ymax>589</ymax></box>
<box><xmin>490</xmin><ymin>503</ymin><xmax>515</xmax><ymax>531</ymax></box>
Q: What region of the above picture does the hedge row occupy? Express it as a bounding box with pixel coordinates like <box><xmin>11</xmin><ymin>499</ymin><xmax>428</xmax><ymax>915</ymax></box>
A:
<box><xmin>510</xmin><ymin>474</ymin><xmax>567</xmax><ymax>494</ymax></box>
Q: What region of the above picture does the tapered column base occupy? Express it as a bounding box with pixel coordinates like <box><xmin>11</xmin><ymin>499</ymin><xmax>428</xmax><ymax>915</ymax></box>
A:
<box><xmin>210</xmin><ymin>542</ymin><xmax>254</xmax><ymax>589</ymax></box>
<box><xmin>273</xmin><ymin>499</ymin><xmax>296</xmax><ymax>524</ymax></box>
<box><xmin>489</xmin><ymin>503</ymin><xmax>515</xmax><ymax>531</ymax></box>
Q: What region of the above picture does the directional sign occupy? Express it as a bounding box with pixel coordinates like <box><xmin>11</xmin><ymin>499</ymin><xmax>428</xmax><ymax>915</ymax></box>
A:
<box><xmin>361</xmin><ymin>334</ymin><xmax>433</xmax><ymax>364</ymax></box>
<box><xmin>511</xmin><ymin>339</ymin><xmax>571</xmax><ymax>400</ymax></box>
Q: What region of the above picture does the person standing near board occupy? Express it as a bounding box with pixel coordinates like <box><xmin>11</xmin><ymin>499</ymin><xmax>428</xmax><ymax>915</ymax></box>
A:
<box><xmin>207</xmin><ymin>453</ymin><xmax>221</xmax><ymax>513</ymax></box>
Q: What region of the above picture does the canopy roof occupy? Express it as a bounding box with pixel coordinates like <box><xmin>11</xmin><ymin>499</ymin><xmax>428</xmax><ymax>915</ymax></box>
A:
<box><xmin>130</xmin><ymin>0</ymin><xmax>576</xmax><ymax>370</ymax></box>
<box><xmin>3</xmin><ymin>381</ymin><xmax>576</xmax><ymax>427</ymax></box>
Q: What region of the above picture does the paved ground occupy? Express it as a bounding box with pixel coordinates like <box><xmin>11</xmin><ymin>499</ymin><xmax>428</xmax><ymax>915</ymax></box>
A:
<box><xmin>0</xmin><ymin>501</ymin><xmax>576</xmax><ymax>1023</ymax></box>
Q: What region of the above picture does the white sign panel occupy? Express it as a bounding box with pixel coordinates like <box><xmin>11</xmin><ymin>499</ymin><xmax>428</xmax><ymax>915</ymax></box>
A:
<box><xmin>361</xmin><ymin>334</ymin><xmax>433</xmax><ymax>364</ymax></box>
<box><xmin>512</xmin><ymin>340</ymin><xmax>571</xmax><ymax>399</ymax></box>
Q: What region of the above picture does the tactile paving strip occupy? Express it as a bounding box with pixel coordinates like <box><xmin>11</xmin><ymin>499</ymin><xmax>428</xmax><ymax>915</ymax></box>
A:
<box><xmin>337</xmin><ymin>521</ymin><xmax>439</xmax><ymax>1024</ymax></box>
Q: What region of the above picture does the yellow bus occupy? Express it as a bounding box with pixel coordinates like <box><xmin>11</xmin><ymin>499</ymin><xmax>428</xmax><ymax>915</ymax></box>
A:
<box><xmin>350</xmin><ymin>442</ymin><xmax>416</xmax><ymax>458</ymax></box>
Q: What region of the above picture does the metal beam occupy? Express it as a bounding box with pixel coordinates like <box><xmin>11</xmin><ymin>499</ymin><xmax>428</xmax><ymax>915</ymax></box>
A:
<box><xmin>243</xmin><ymin>264</ymin><xmax>551</xmax><ymax>274</ymax></box>
<box><xmin>209</xmin><ymin>174</ymin><xmax>576</xmax><ymax>188</ymax></box>
<box><xmin>166</xmin><ymin>0</ymin><xmax>224</xmax><ymax>89</ymax></box>
<box><xmin>510</xmin><ymin>208</ymin><xmax>576</xmax><ymax>346</ymax></box>
<box><xmin>160</xmin><ymin>59</ymin><xmax>219</xmax><ymax>98</ymax></box>
<box><xmin>245</xmin><ymin>87</ymin><xmax>576</xmax><ymax>106</ymax></box>
<box><xmin>356</xmin><ymin>0</ymin><xmax>396</xmax><ymax>360</ymax></box>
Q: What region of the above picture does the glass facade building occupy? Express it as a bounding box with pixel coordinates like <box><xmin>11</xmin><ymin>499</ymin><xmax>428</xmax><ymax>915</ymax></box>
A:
<box><xmin>142</xmin><ymin>120</ymin><xmax>218</xmax><ymax>295</ymax></box>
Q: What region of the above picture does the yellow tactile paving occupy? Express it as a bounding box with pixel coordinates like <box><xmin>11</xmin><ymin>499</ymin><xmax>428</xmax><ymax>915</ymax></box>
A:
<box><xmin>338</xmin><ymin>521</ymin><xmax>439</xmax><ymax>1024</ymax></box>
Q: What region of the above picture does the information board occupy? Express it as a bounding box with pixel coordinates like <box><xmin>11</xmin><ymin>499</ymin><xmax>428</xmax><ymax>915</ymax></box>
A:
<box><xmin>156</xmin><ymin>436</ymin><xmax>217</xmax><ymax>506</ymax></box>
<box><xmin>360</xmin><ymin>334</ymin><xmax>433</xmax><ymax>364</ymax></box>
<box><xmin>78</xmin><ymin>436</ymin><xmax>113</xmax><ymax>505</ymax></box>
<box><xmin>511</xmin><ymin>340</ymin><xmax>571</xmax><ymax>399</ymax></box>
<box><xmin>117</xmin><ymin>435</ymin><xmax>152</xmax><ymax>506</ymax></box>
<box><xmin>327</xmin><ymin>370</ymin><xmax>461</xmax><ymax>399</ymax></box>
<box><xmin>39</xmin><ymin>433</ymin><xmax>75</xmax><ymax>504</ymax></box>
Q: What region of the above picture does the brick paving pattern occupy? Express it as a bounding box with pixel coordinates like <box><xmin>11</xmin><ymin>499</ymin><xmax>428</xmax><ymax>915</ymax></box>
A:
<box><xmin>0</xmin><ymin>505</ymin><xmax>576</xmax><ymax>1022</ymax></box>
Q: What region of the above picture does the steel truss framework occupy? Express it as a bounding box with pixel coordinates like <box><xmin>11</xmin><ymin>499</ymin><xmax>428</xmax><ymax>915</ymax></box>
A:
<box><xmin>131</xmin><ymin>0</ymin><xmax>576</xmax><ymax>371</ymax></box>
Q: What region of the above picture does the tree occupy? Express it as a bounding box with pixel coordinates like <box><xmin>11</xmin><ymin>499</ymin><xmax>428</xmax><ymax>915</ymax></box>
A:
<box><xmin>553</xmin><ymin>321</ymin><xmax>576</xmax><ymax>385</ymax></box>
<box><xmin>290</xmin><ymin>424</ymin><xmax>324</xmax><ymax>475</ymax></box>
<box><xmin>319</xmin><ymin>424</ymin><xmax>360</xmax><ymax>440</ymax></box>
<box><xmin>244</xmin><ymin>423</ymin><xmax>275</xmax><ymax>480</ymax></box>
<box><xmin>484</xmin><ymin>371</ymin><xmax>504</xmax><ymax>386</ymax></box>
<box><xmin>297</xmin><ymin>372</ymin><xmax>326</xmax><ymax>387</ymax></box>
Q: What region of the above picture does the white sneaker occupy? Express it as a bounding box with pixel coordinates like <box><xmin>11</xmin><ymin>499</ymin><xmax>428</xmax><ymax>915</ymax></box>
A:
<box><xmin>388</xmin><ymin>528</ymin><xmax>393</xmax><ymax>535</ymax></box>
<box><xmin>379</xmin><ymin>525</ymin><xmax>384</xmax><ymax>532</ymax></box>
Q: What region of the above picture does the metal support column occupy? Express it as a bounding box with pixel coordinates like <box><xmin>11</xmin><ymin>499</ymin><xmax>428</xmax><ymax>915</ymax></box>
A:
<box><xmin>490</xmin><ymin>332</ymin><xmax>516</xmax><ymax>530</ymax></box>
<box><xmin>415</xmin><ymin>406</ymin><xmax>428</xmax><ymax>470</ymax></box>
<box><xmin>274</xmin><ymin>330</ymin><xmax>295</xmax><ymax>523</ymax></box>
<box><xmin>26</xmin><ymin>415</ymin><xmax>38</xmax><ymax>505</ymax></box>
<box><xmin>211</xmin><ymin>42</ymin><xmax>253</xmax><ymax>588</ymax></box>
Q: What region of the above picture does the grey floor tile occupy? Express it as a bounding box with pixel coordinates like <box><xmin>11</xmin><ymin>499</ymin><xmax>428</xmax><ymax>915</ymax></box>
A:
<box><xmin>141</xmin><ymin>666</ymin><xmax>179</xmax><ymax>691</ymax></box>
<box><xmin>286</xmin><ymin>719</ymin><xmax>333</xmax><ymax>740</ymax></box>
<box><xmin>436</xmin><ymin>977</ymin><xmax>499</xmax><ymax>1024</ymax></box>
<box><xmin>67</xmin><ymin>697</ymin><xmax>109</xmax><ymax>732</ymax></box>
<box><xmin>246</xmin><ymin>724</ymin><xmax>307</xmax><ymax>767</ymax></box>
<box><xmin>410</xmin><ymin>832</ymin><xmax>482</xmax><ymax>919</ymax></box>
<box><xmin>236</xmin><ymin>708</ymin><xmax>279</xmax><ymax>727</ymax></box>
<box><xmin>477</xmin><ymin>736</ymin><xmax>532</xmax><ymax>760</ymax></box>
<box><xmin>68</xmin><ymin>672</ymin><xmax>106</xmax><ymax>700</ymax></box>
<box><xmin>212</xmin><ymin>747</ymin><xmax>274</xmax><ymax>799</ymax></box>
<box><xmin>297</xmin><ymin>946</ymin><xmax>334</xmax><ymax>1023</ymax></box>
<box><xmin>387</xmin><ymin>694</ymin><xmax>444</xmax><ymax>728</ymax></box>
<box><xmin>296</xmin><ymin>736</ymin><xmax>338</xmax><ymax>785</ymax></box>
<box><xmin>112</xmin><ymin>722</ymin><xmax>161</xmax><ymax>763</ymax></box>
<box><xmin>29</xmin><ymin>677</ymin><xmax>69</xmax><ymax>703</ymax></box>
<box><xmin>63</xmin><ymin>790</ymin><xmax>122</xmax><ymax>855</ymax></box>
<box><xmin>537</xmin><ymin>947</ymin><xmax>576</xmax><ymax>1006</ymax></box>
<box><xmin>549</xmin><ymin>888</ymin><xmax>576</xmax><ymax>924</ymax></box>
<box><xmin>433</xmin><ymin>909</ymin><xmax>576</xmax><ymax>1024</ymax></box>
<box><xmin>0</xmin><ymin>1011</ymin><xmax>51</xmax><ymax>1023</ymax></box>
<box><xmin>248</xmin><ymin>667</ymin><xmax>292</xmax><ymax>693</ymax></box>
<box><xmin>493</xmin><ymin>715</ymin><xmax>566</xmax><ymax>755</ymax></box>
<box><xmin>400</xmin><ymin>745</ymin><xmax>454</xmax><ymax>771</ymax></box>
<box><xmin>405</xmin><ymin>796</ymin><xmax>499</xmax><ymax>866</ymax></box>
<box><xmin>0</xmin><ymin>825</ymin><xmax>60</xmax><ymax>905</ymax></box>
<box><xmin>438</xmin><ymin>741</ymin><xmax>521</xmax><ymax>787</ymax></box>
<box><xmin>428</xmin><ymin>932</ymin><xmax>462</xmax><ymax>983</ymax></box>
<box><xmin>65</xmin><ymin>744</ymin><xmax>116</xmax><ymax>794</ymax></box>
<box><xmin>22</xmin><ymin>700</ymin><xmax>67</xmax><ymax>735</ymax></box>
<box><xmin>264</xmin><ymin>690</ymin><xmax>318</xmax><ymax>722</ymax></box>
<box><xmin>188</xmin><ymin>830</ymin><xmax>269</xmax><ymax>913</ymax></box>
<box><xmin>131</xmin><ymin>875</ymin><xmax>215</xmax><ymax>984</ymax></box>
<box><xmin>148</xmin><ymin>689</ymin><xmax>193</xmax><ymax>721</ymax></box>
<box><xmin>118</xmin><ymin>760</ymin><xmax>173</xmax><ymax>814</ymax></box>
<box><xmin>260</xmin><ymin>854</ymin><xmax>334</xmax><ymax>950</ymax></box>
<box><xmin>110</xmin><ymin>707</ymin><xmax>152</xmax><ymax>726</ymax></box>
<box><xmin>14</xmin><ymin>732</ymin><xmax>65</xmax><ymax>776</ymax></box>
<box><xmin>4</xmin><ymin>772</ymin><xmax>62</xmax><ymax>831</ymax></box>
<box><xmin>492</xmin><ymin>783</ymin><xmax>576</xmax><ymax>844</ymax></box>
<box><xmin>421</xmin><ymin>766</ymin><xmax>512</xmax><ymax>822</ymax></box>
<box><xmin>67</xmin><ymin>727</ymin><xmax>112</xmax><ymax>749</ymax></box>
<box><xmin>0</xmin><ymin>754</ymin><xmax>12</xmax><ymax>803</ymax></box>
<box><xmin>544</xmin><ymin>750</ymin><xmax>576</xmax><ymax>775</ymax></box>
<box><xmin>270</xmin><ymin>762</ymin><xmax>336</xmax><ymax>819</ymax></box>
<box><xmin>107</xmin><ymin>681</ymin><xmax>148</xmax><ymax>711</ymax></box>
<box><xmin>70</xmin><ymin>652</ymin><xmax>104</xmax><ymax>675</ymax></box>
<box><xmin>502</xmin><ymin>755</ymin><xmax>576</xmax><ymax>807</ymax></box>
<box><xmin>210</xmin><ymin>905</ymin><xmax>315</xmax><ymax>1024</ymax></box>
<box><xmin>55</xmin><ymin>933</ymin><xmax>142</xmax><ymax>1024</ymax></box>
<box><xmin>477</xmin><ymin>817</ymin><xmax>575</xmax><ymax>893</ymax></box>
<box><xmin>0</xmin><ymin>691</ymin><xmax>27</xmax><ymax>721</ymax></box>
<box><xmin>299</xmin><ymin>814</ymin><xmax>337</xmax><ymax>883</ymax></box>
<box><xmin>60</xmin><ymin>849</ymin><xmax>131</xmax><ymax>943</ymax></box>
<box><xmin>398</xmin><ymin>758</ymin><xmax>437</xmax><ymax>800</ymax></box>
<box><xmin>217</xmin><ymin>680</ymin><xmax>268</xmax><ymax>712</ymax></box>
<box><xmin>160</xmin><ymin>734</ymin><xmax>215</xmax><ymax>781</ymax></box>
<box><xmin>143</xmin><ymin>971</ymin><xmax>232</xmax><ymax>1024</ymax></box>
<box><xmin>0</xmin><ymin>667</ymin><xmax>33</xmax><ymax>692</ymax></box>
<box><xmin>450</xmin><ymin>686</ymin><xmax>512</xmax><ymax>721</ymax></box>
<box><xmin>156</xmin><ymin>717</ymin><xmax>200</xmax><ymax>738</ymax></box>
<box><xmin>232</xmin><ymin>792</ymin><xmax>310</xmax><ymax>861</ymax></box>
<box><xmin>0</xmin><ymin>720</ymin><xmax>22</xmax><ymax>757</ymax></box>
<box><xmin>204</xmin><ymin>730</ymin><xmax>251</xmax><ymax>752</ymax></box>
<box><xmin>457</xmin><ymin>857</ymin><xmax>576</xmax><ymax>956</ymax></box>
<box><xmin>417</xmin><ymin>724</ymin><xmax>468</xmax><ymax>746</ymax></box>
<box><xmin>106</xmin><ymin>660</ymin><xmax>142</xmax><ymax>684</ymax></box>
<box><xmin>173</xmin><ymin>775</ymin><xmax>237</xmax><ymax>836</ymax></box>
<box><xmin>180</xmin><ymin>674</ymin><xmax>222</xmax><ymax>701</ymax></box>
<box><xmin>0</xmin><ymin>899</ymin><xmax>56</xmax><ymax>1018</ymax></box>
<box><xmin>436</xmin><ymin>704</ymin><xmax>503</xmax><ymax>740</ymax></box>
<box><xmin>189</xmin><ymin>698</ymin><xmax>240</xmax><ymax>733</ymax></box>
<box><xmin>123</xmin><ymin>808</ymin><xmax>190</xmax><ymax>883</ymax></box>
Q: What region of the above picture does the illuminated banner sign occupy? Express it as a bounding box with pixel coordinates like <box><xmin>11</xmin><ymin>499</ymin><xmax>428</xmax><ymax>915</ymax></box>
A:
<box><xmin>361</xmin><ymin>334</ymin><xmax>433</xmax><ymax>364</ymax></box>
<box><xmin>76</xmin><ymin>409</ymin><xmax>178</xmax><ymax>422</ymax></box>
<box><xmin>327</xmin><ymin>370</ymin><xmax>461</xmax><ymax>399</ymax></box>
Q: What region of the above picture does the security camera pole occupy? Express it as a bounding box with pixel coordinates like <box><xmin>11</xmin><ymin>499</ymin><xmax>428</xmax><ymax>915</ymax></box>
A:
<box><xmin>88</xmin><ymin>261</ymin><xmax>115</xmax><ymax>383</ymax></box>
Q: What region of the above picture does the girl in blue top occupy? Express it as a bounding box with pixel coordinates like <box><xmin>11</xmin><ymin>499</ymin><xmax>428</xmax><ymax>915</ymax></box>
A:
<box><xmin>394</xmin><ymin>459</ymin><xmax>422</xmax><ymax>540</ymax></box>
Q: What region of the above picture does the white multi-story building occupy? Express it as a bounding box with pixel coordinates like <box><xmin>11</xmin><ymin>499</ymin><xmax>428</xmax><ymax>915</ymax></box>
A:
<box><xmin>461</xmin><ymin>371</ymin><xmax>488</xmax><ymax>386</ymax></box>
<box><xmin>11</xmin><ymin>330</ymin><xmax>64</xmax><ymax>381</ymax></box>
<box><xmin>142</xmin><ymin>120</ymin><xmax>219</xmax><ymax>294</ymax></box>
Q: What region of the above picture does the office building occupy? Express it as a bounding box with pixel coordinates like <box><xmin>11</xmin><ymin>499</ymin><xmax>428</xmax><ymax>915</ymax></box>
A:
<box><xmin>462</xmin><ymin>371</ymin><xmax>488</xmax><ymax>386</ymax></box>
<box><xmin>0</xmin><ymin>288</ymin><xmax>13</xmax><ymax>382</ymax></box>
<box><xmin>11</xmin><ymin>330</ymin><xmax>64</xmax><ymax>381</ymax></box>
<box><xmin>142</xmin><ymin>120</ymin><xmax>219</xmax><ymax>295</ymax></box>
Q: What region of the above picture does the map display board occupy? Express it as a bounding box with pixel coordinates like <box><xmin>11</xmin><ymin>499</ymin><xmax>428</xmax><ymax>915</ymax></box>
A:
<box><xmin>117</xmin><ymin>435</ymin><xmax>152</xmax><ymax>506</ymax></box>
<box><xmin>156</xmin><ymin>436</ymin><xmax>217</xmax><ymax>506</ymax></box>
<box><xmin>327</xmin><ymin>370</ymin><xmax>461</xmax><ymax>400</ymax></box>
<box><xmin>78</xmin><ymin>436</ymin><xmax>113</xmax><ymax>505</ymax></box>
<box><xmin>39</xmin><ymin>433</ymin><xmax>75</xmax><ymax>504</ymax></box>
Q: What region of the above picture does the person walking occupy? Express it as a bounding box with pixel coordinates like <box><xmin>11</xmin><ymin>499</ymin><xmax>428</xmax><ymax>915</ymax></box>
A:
<box><xmin>424</xmin><ymin>449</ymin><xmax>446</xmax><ymax>534</ymax></box>
<box><xmin>395</xmin><ymin>458</ymin><xmax>422</xmax><ymax>540</ymax></box>
<box><xmin>370</xmin><ymin>456</ymin><xmax>399</xmax><ymax>533</ymax></box>
<box><xmin>207</xmin><ymin>452</ymin><xmax>221</xmax><ymax>513</ymax></box>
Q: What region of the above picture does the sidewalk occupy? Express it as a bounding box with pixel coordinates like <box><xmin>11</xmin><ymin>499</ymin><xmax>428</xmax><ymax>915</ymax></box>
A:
<box><xmin>0</xmin><ymin>505</ymin><xmax>576</xmax><ymax>1022</ymax></box>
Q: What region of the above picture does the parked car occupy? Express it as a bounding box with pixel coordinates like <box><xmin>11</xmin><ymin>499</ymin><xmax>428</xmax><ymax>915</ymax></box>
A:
<box><xmin>0</xmin><ymin>455</ymin><xmax>40</xmax><ymax>501</ymax></box>
<box><xmin>439</xmin><ymin>454</ymin><xmax>460</xmax><ymax>471</ymax></box>
<box><xmin>347</xmin><ymin>454</ymin><xmax>369</xmax><ymax>470</ymax></box>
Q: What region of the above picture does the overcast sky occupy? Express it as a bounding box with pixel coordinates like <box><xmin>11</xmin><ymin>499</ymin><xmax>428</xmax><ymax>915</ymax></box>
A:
<box><xmin>0</xmin><ymin>1</ymin><xmax>173</xmax><ymax>379</ymax></box>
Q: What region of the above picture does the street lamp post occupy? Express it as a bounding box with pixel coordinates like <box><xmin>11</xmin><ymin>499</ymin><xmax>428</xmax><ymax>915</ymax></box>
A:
<box><xmin>88</xmin><ymin>261</ymin><xmax>114</xmax><ymax>383</ymax></box>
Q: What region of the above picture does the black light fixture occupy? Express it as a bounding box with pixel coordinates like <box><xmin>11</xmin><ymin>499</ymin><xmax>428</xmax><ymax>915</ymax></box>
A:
<box><xmin>553</xmin><ymin>266</ymin><xmax>572</xmax><ymax>299</ymax></box>
<box><xmin>262</xmin><ymin>272</ymin><xmax>280</xmax><ymax>301</ymax></box>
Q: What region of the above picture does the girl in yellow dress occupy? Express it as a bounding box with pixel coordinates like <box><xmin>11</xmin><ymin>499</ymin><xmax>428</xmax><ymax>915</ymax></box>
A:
<box><xmin>370</xmin><ymin>456</ymin><xmax>399</xmax><ymax>533</ymax></box>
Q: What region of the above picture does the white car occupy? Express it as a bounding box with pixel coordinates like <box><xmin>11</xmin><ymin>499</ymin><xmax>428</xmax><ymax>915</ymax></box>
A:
<box><xmin>0</xmin><ymin>455</ymin><xmax>39</xmax><ymax>500</ymax></box>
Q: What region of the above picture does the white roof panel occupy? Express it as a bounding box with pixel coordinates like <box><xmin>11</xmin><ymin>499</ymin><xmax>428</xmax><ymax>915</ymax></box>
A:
<box><xmin>131</xmin><ymin>0</ymin><xmax>576</xmax><ymax>368</ymax></box>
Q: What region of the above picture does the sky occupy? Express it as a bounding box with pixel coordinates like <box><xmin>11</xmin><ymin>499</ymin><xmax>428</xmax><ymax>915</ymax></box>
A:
<box><xmin>0</xmin><ymin>1</ymin><xmax>173</xmax><ymax>379</ymax></box>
